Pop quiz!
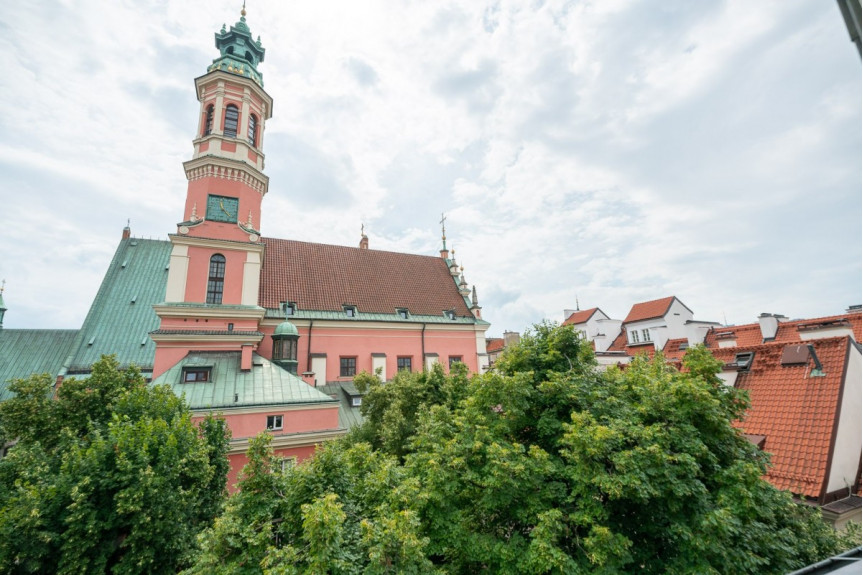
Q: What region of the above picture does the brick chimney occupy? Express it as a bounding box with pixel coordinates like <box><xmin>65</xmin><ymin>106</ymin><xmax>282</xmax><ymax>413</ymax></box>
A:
<box><xmin>758</xmin><ymin>313</ymin><xmax>787</xmax><ymax>341</ymax></box>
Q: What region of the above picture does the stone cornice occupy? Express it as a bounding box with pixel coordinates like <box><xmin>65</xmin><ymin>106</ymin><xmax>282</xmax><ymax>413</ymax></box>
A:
<box><xmin>148</xmin><ymin>331</ymin><xmax>264</xmax><ymax>344</ymax></box>
<box><xmin>225</xmin><ymin>428</ymin><xmax>347</xmax><ymax>454</ymax></box>
<box><xmin>153</xmin><ymin>304</ymin><xmax>266</xmax><ymax>320</ymax></box>
<box><xmin>183</xmin><ymin>155</ymin><xmax>269</xmax><ymax>196</ymax></box>
<box><xmin>169</xmin><ymin>233</ymin><xmax>266</xmax><ymax>254</ymax></box>
<box><xmin>191</xmin><ymin>401</ymin><xmax>338</xmax><ymax>417</ymax></box>
<box><xmin>259</xmin><ymin>318</ymin><xmax>483</xmax><ymax>332</ymax></box>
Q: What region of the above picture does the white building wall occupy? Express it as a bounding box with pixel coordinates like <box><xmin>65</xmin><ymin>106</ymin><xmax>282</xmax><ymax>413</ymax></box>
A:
<box><xmin>826</xmin><ymin>342</ymin><xmax>862</xmax><ymax>495</ymax></box>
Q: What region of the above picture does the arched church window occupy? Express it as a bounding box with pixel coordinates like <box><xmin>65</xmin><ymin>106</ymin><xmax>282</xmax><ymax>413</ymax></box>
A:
<box><xmin>207</xmin><ymin>254</ymin><xmax>226</xmax><ymax>304</ymax></box>
<box><xmin>248</xmin><ymin>114</ymin><xmax>258</xmax><ymax>147</ymax></box>
<box><xmin>204</xmin><ymin>105</ymin><xmax>214</xmax><ymax>136</ymax></box>
<box><xmin>224</xmin><ymin>105</ymin><xmax>239</xmax><ymax>138</ymax></box>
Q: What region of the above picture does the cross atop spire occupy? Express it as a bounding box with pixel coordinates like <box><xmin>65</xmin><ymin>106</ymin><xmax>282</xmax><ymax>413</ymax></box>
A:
<box><xmin>438</xmin><ymin>212</ymin><xmax>449</xmax><ymax>259</ymax></box>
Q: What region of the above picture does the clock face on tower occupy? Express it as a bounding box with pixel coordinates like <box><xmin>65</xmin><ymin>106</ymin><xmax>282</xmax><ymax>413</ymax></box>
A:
<box><xmin>206</xmin><ymin>195</ymin><xmax>239</xmax><ymax>223</ymax></box>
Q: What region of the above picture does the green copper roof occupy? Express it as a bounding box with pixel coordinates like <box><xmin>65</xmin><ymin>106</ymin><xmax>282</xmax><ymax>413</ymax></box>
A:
<box><xmin>317</xmin><ymin>382</ymin><xmax>366</xmax><ymax>430</ymax></box>
<box><xmin>273</xmin><ymin>320</ymin><xmax>299</xmax><ymax>337</ymax></box>
<box><xmin>0</xmin><ymin>329</ymin><xmax>78</xmax><ymax>401</ymax></box>
<box><xmin>152</xmin><ymin>351</ymin><xmax>337</xmax><ymax>410</ymax></box>
<box><xmin>209</xmin><ymin>12</ymin><xmax>266</xmax><ymax>86</ymax></box>
<box><xmin>63</xmin><ymin>238</ymin><xmax>172</xmax><ymax>376</ymax></box>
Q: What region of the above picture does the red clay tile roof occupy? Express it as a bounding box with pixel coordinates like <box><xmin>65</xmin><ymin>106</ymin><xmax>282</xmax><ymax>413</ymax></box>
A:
<box><xmin>775</xmin><ymin>312</ymin><xmax>862</xmax><ymax>344</ymax></box>
<box><xmin>259</xmin><ymin>238</ymin><xmax>472</xmax><ymax>316</ymax></box>
<box><xmin>623</xmin><ymin>296</ymin><xmax>681</xmax><ymax>323</ymax></box>
<box><xmin>563</xmin><ymin>308</ymin><xmax>599</xmax><ymax>326</ymax></box>
<box><xmin>705</xmin><ymin>311</ymin><xmax>863</xmax><ymax>349</ymax></box>
<box><xmin>712</xmin><ymin>337</ymin><xmax>851</xmax><ymax>500</ymax></box>
<box><xmin>486</xmin><ymin>338</ymin><xmax>505</xmax><ymax>353</ymax></box>
<box><xmin>661</xmin><ymin>338</ymin><xmax>689</xmax><ymax>360</ymax></box>
<box><xmin>704</xmin><ymin>323</ymin><xmax>765</xmax><ymax>348</ymax></box>
<box><xmin>603</xmin><ymin>328</ymin><xmax>656</xmax><ymax>358</ymax></box>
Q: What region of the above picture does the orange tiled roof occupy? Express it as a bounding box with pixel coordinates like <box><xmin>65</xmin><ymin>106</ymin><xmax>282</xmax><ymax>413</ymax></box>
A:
<box><xmin>775</xmin><ymin>312</ymin><xmax>862</xmax><ymax>344</ymax></box>
<box><xmin>713</xmin><ymin>337</ymin><xmax>851</xmax><ymax>500</ymax></box>
<box><xmin>563</xmin><ymin>308</ymin><xmax>600</xmax><ymax>326</ymax></box>
<box><xmin>704</xmin><ymin>323</ymin><xmax>764</xmax><ymax>348</ymax></box>
<box><xmin>486</xmin><ymin>338</ymin><xmax>505</xmax><ymax>353</ymax></box>
<box><xmin>623</xmin><ymin>296</ymin><xmax>679</xmax><ymax>323</ymax></box>
<box><xmin>259</xmin><ymin>238</ymin><xmax>471</xmax><ymax>316</ymax></box>
<box><xmin>661</xmin><ymin>338</ymin><xmax>689</xmax><ymax>360</ymax></box>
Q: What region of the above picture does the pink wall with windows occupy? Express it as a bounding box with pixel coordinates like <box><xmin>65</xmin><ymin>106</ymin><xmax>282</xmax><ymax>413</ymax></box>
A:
<box><xmin>207</xmin><ymin>407</ymin><xmax>340</xmax><ymax>440</ymax></box>
<box><xmin>226</xmin><ymin>445</ymin><xmax>317</xmax><ymax>491</ymax></box>
<box><xmin>258</xmin><ymin>323</ymin><xmax>481</xmax><ymax>383</ymax></box>
<box><xmin>184</xmin><ymin>245</ymin><xmax>247</xmax><ymax>304</ymax></box>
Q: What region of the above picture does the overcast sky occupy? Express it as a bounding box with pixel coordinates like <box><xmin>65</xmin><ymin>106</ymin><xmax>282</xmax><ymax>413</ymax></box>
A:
<box><xmin>1</xmin><ymin>1</ymin><xmax>860</xmax><ymax>337</ymax></box>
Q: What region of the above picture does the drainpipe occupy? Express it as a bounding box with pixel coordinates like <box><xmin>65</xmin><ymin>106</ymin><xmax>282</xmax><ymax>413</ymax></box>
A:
<box><xmin>421</xmin><ymin>323</ymin><xmax>427</xmax><ymax>371</ymax></box>
<box><xmin>306</xmin><ymin>320</ymin><xmax>314</xmax><ymax>373</ymax></box>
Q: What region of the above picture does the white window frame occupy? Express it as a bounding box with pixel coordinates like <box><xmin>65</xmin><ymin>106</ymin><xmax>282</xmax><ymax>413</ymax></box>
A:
<box><xmin>630</xmin><ymin>330</ymin><xmax>640</xmax><ymax>343</ymax></box>
<box><xmin>266</xmin><ymin>414</ymin><xmax>283</xmax><ymax>431</ymax></box>
<box><xmin>642</xmin><ymin>329</ymin><xmax>651</xmax><ymax>342</ymax></box>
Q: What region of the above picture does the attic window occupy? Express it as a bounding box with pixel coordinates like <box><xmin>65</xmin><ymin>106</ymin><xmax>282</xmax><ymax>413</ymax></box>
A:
<box><xmin>780</xmin><ymin>345</ymin><xmax>810</xmax><ymax>366</ymax></box>
<box><xmin>732</xmin><ymin>352</ymin><xmax>754</xmax><ymax>371</ymax></box>
<box><xmin>678</xmin><ymin>342</ymin><xmax>689</xmax><ymax>351</ymax></box>
<box><xmin>182</xmin><ymin>367</ymin><xmax>211</xmax><ymax>383</ymax></box>
<box><xmin>282</xmin><ymin>302</ymin><xmax>296</xmax><ymax>316</ymax></box>
<box><xmin>351</xmin><ymin>397</ymin><xmax>362</xmax><ymax>407</ymax></box>
<box><xmin>397</xmin><ymin>308</ymin><xmax>409</xmax><ymax>319</ymax></box>
<box><xmin>343</xmin><ymin>305</ymin><xmax>357</xmax><ymax>318</ymax></box>
<box><xmin>445</xmin><ymin>310</ymin><xmax>456</xmax><ymax>320</ymax></box>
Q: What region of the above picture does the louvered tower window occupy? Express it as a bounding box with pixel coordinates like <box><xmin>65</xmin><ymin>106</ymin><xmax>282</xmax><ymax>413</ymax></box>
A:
<box><xmin>206</xmin><ymin>254</ymin><xmax>226</xmax><ymax>304</ymax></box>
<box><xmin>224</xmin><ymin>105</ymin><xmax>239</xmax><ymax>138</ymax></box>
<box><xmin>248</xmin><ymin>113</ymin><xmax>258</xmax><ymax>146</ymax></box>
<box><xmin>204</xmin><ymin>105</ymin><xmax>214</xmax><ymax>136</ymax></box>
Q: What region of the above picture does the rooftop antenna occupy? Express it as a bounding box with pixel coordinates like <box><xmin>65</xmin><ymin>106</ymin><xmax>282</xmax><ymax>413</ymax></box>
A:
<box><xmin>440</xmin><ymin>212</ymin><xmax>447</xmax><ymax>250</ymax></box>
<box><xmin>576</xmin><ymin>294</ymin><xmax>580</xmax><ymax>311</ymax></box>
<box><xmin>722</xmin><ymin>311</ymin><xmax>728</xmax><ymax>326</ymax></box>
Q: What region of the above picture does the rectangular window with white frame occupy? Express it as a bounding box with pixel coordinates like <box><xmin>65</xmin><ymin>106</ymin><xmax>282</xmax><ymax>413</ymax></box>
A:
<box><xmin>642</xmin><ymin>329</ymin><xmax>651</xmax><ymax>342</ymax></box>
<box><xmin>266</xmin><ymin>414</ymin><xmax>283</xmax><ymax>431</ymax></box>
<box><xmin>630</xmin><ymin>330</ymin><xmax>640</xmax><ymax>343</ymax></box>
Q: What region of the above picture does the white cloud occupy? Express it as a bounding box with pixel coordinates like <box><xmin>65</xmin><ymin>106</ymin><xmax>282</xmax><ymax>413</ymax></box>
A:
<box><xmin>0</xmin><ymin>0</ymin><xmax>859</xmax><ymax>336</ymax></box>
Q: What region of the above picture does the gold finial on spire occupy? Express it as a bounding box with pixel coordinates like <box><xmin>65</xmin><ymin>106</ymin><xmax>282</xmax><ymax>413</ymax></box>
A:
<box><xmin>241</xmin><ymin>0</ymin><xmax>247</xmax><ymax>17</ymax></box>
<box><xmin>1</xmin><ymin>279</ymin><xmax>5</xmax><ymax>294</ymax></box>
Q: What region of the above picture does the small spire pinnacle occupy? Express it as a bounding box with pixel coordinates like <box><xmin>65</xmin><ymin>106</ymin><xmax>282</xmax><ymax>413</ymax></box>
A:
<box><xmin>191</xmin><ymin>202</ymin><xmax>199</xmax><ymax>221</ymax></box>
<box><xmin>1</xmin><ymin>279</ymin><xmax>5</xmax><ymax>295</ymax></box>
<box><xmin>241</xmin><ymin>0</ymin><xmax>247</xmax><ymax>17</ymax></box>
<box><xmin>247</xmin><ymin>210</ymin><xmax>254</xmax><ymax>228</ymax></box>
<box><xmin>472</xmin><ymin>285</ymin><xmax>478</xmax><ymax>306</ymax></box>
<box><xmin>576</xmin><ymin>295</ymin><xmax>580</xmax><ymax>311</ymax></box>
<box><xmin>361</xmin><ymin>222</ymin><xmax>366</xmax><ymax>237</ymax></box>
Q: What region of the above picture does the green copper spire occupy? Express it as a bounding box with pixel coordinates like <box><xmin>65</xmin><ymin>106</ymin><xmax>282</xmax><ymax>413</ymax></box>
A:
<box><xmin>208</xmin><ymin>4</ymin><xmax>266</xmax><ymax>86</ymax></box>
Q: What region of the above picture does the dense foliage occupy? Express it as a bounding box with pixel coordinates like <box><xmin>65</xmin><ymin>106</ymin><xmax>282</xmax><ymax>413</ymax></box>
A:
<box><xmin>188</xmin><ymin>323</ymin><xmax>859</xmax><ymax>573</ymax></box>
<box><xmin>0</xmin><ymin>355</ymin><xmax>230</xmax><ymax>574</ymax></box>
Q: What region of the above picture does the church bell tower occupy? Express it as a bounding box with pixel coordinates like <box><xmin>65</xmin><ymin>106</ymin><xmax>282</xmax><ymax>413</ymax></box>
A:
<box><xmin>152</xmin><ymin>7</ymin><xmax>273</xmax><ymax>379</ymax></box>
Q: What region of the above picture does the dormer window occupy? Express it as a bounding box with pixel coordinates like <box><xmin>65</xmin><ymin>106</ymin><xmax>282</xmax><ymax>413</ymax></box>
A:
<box><xmin>641</xmin><ymin>329</ymin><xmax>651</xmax><ymax>342</ymax></box>
<box><xmin>344</xmin><ymin>305</ymin><xmax>357</xmax><ymax>318</ymax></box>
<box><xmin>445</xmin><ymin>310</ymin><xmax>456</xmax><ymax>320</ymax></box>
<box><xmin>630</xmin><ymin>330</ymin><xmax>640</xmax><ymax>343</ymax></box>
<box><xmin>397</xmin><ymin>308</ymin><xmax>409</xmax><ymax>320</ymax></box>
<box><xmin>224</xmin><ymin>104</ymin><xmax>239</xmax><ymax>138</ymax></box>
<box><xmin>282</xmin><ymin>302</ymin><xmax>296</xmax><ymax>316</ymax></box>
<box><xmin>182</xmin><ymin>367</ymin><xmax>211</xmax><ymax>383</ymax></box>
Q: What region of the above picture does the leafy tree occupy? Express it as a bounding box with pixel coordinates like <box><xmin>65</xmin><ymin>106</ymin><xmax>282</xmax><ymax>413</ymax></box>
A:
<box><xmin>191</xmin><ymin>324</ymin><xmax>858</xmax><ymax>574</ymax></box>
<box><xmin>187</xmin><ymin>434</ymin><xmax>436</xmax><ymax>574</ymax></box>
<box><xmin>0</xmin><ymin>355</ymin><xmax>230</xmax><ymax>574</ymax></box>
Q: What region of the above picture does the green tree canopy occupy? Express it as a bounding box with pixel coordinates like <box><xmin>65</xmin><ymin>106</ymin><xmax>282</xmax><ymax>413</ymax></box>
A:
<box><xmin>189</xmin><ymin>324</ymin><xmax>859</xmax><ymax>574</ymax></box>
<box><xmin>0</xmin><ymin>355</ymin><xmax>230</xmax><ymax>574</ymax></box>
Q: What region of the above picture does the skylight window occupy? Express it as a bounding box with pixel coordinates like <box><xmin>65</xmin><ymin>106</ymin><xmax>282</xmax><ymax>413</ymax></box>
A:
<box><xmin>183</xmin><ymin>367</ymin><xmax>211</xmax><ymax>382</ymax></box>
